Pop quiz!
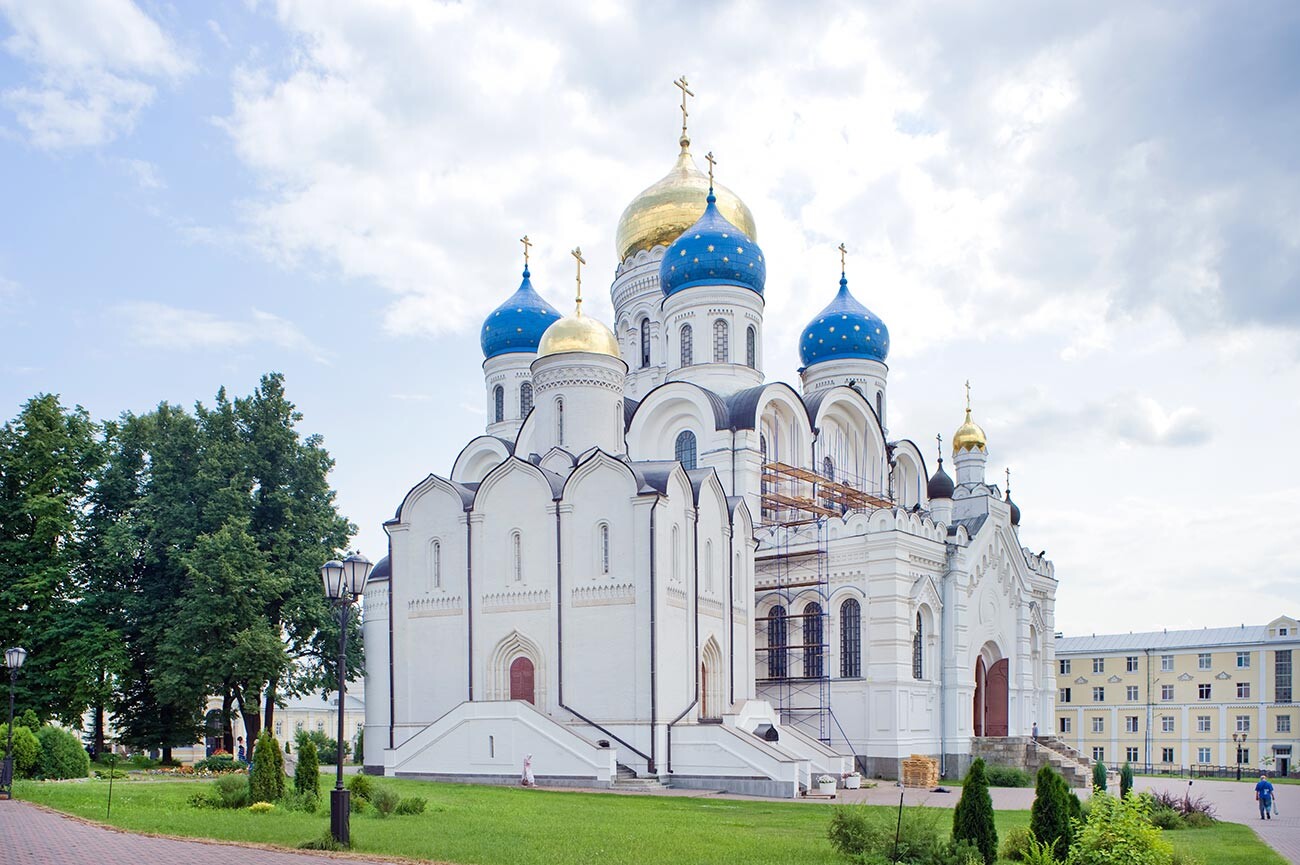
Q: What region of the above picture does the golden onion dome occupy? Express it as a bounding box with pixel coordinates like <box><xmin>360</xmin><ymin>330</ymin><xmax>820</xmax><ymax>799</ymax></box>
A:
<box><xmin>537</xmin><ymin>306</ymin><xmax>621</xmax><ymax>359</ymax></box>
<box><xmin>952</xmin><ymin>408</ymin><xmax>988</xmax><ymax>454</ymax></box>
<box><xmin>615</xmin><ymin>137</ymin><xmax>757</xmax><ymax>263</ymax></box>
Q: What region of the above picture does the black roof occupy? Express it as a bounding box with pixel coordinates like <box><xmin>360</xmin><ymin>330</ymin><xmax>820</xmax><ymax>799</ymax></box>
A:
<box><xmin>927</xmin><ymin>459</ymin><xmax>955</xmax><ymax>499</ymax></box>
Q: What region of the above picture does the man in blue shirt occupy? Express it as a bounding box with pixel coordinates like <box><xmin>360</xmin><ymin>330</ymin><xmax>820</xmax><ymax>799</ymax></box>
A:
<box><xmin>1256</xmin><ymin>774</ymin><xmax>1275</xmax><ymax>820</ymax></box>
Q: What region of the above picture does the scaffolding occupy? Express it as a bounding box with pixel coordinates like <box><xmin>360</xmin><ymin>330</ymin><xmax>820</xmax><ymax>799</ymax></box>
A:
<box><xmin>754</xmin><ymin>461</ymin><xmax>892</xmax><ymax>745</ymax></box>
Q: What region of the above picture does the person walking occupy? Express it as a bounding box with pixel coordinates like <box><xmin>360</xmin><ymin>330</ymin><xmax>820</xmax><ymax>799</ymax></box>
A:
<box><xmin>1255</xmin><ymin>773</ymin><xmax>1275</xmax><ymax>820</ymax></box>
<box><xmin>1031</xmin><ymin>721</ymin><xmax>1039</xmax><ymax>741</ymax></box>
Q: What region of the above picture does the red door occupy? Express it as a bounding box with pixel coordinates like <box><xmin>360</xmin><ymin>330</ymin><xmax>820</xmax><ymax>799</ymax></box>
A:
<box><xmin>509</xmin><ymin>656</ymin><xmax>535</xmax><ymax>704</ymax></box>
<box><xmin>984</xmin><ymin>658</ymin><xmax>1009</xmax><ymax>736</ymax></box>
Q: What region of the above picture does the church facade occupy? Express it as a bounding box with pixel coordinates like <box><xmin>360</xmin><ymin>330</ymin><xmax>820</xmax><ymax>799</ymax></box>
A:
<box><xmin>362</xmin><ymin>109</ymin><xmax>1059</xmax><ymax>794</ymax></box>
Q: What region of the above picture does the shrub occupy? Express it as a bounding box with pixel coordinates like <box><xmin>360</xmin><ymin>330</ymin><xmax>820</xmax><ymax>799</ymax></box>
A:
<box><xmin>0</xmin><ymin>723</ymin><xmax>42</xmax><ymax>778</ymax></box>
<box><xmin>248</xmin><ymin>731</ymin><xmax>285</xmax><ymax>804</ymax></box>
<box><xmin>194</xmin><ymin>754</ymin><xmax>240</xmax><ymax>773</ymax></box>
<box><xmin>17</xmin><ymin>709</ymin><xmax>40</xmax><ymax>731</ymax></box>
<box><xmin>953</xmin><ymin>758</ymin><xmax>998</xmax><ymax>865</ymax></box>
<box><xmin>1000</xmin><ymin>826</ymin><xmax>1033</xmax><ymax>861</ymax></box>
<box><xmin>281</xmin><ymin>790</ymin><xmax>319</xmax><ymax>813</ymax></box>
<box><xmin>187</xmin><ymin>791</ymin><xmax>215</xmax><ymax>809</ymax></box>
<box><xmin>299</xmin><ymin>831</ymin><xmax>348</xmax><ymax>851</ymax></box>
<box><xmin>1148</xmin><ymin>805</ymin><xmax>1184</xmax><ymax>830</ymax></box>
<box><xmin>1147</xmin><ymin>790</ymin><xmax>1216</xmax><ymax>823</ymax></box>
<box><xmin>395</xmin><ymin>796</ymin><xmax>427</xmax><ymax>815</ymax></box>
<box><xmin>985</xmin><ymin>764</ymin><xmax>1033</xmax><ymax>788</ymax></box>
<box><xmin>126</xmin><ymin>753</ymin><xmax>160</xmax><ymax>769</ymax></box>
<box><xmin>36</xmin><ymin>726</ymin><xmax>90</xmax><ymax>779</ymax></box>
<box><xmin>1182</xmin><ymin>811</ymin><xmax>1214</xmax><ymax>829</ymax></box>
<box><xmin>830</xmin><ymin>804</ymin><xmax>960</xmax><ymax>864</ymax></box>
<box><xmin>1030</xmin><ymin>765</ymin><xmax>1073</xmax><ymax>857</ymax></box>
<box><xmin>1120</xmin><ymin>762</ymin><xmax>1134</xmax><ymax>799</ymax></box>
<box><xmin>293</xmin><ymin>738</ymin><xmax>320</xmax><ymax>799</ymax></box>
<box><xmin>1065</xmin><ymin>792</ymin><xmax>1173</xmax><ymax>865</ymax></box>
<box><xmin>372</xmin><ymin>787</ymin><xmax>400</xmax><ymax>817</ymax></box>
<box><xmin>93</xmin><ymin>768</ymin><xmax>129</xmax><ymax>779</ymax></box>
<box><xmin>1021</xmin><ymin>833</ymin><xmax>1063</xmax><ymax>865</ymax></box>
<box><xmin>248</xmin><ymin>801</ymin><xmax>275</xmax><ymax>813</ymax></box>
<box><xmin>347</xmin><ymin>771</ymin><xmax>375</xmax><ymax>802</ymax></box>
<box><xmin>214</xmin><ymin>773</ymin><xmax>250</xmax><ymax>808</ymax></box>
<box><xmin>1092</xmin><ymin>760</ymin><xmax>1107</xmax><ymax>793</ymax></box>
<box><xmin>296</xmin><ymin>728</ymin><xmax>349</xmax><ymax>765</ymax></box>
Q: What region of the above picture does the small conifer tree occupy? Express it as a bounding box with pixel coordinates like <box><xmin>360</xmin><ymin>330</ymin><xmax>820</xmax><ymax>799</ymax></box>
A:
<box><xmin>1092</xmin><ymin>759</ymin><xmax>1107</xmax><ymax>793</ymax></box>
<box><xmin>1120</xmin><ymin>761</ymin><xmax>1134</xmax><ymax>798</ymax></box>
<box><xmin>295</xmin><ymin>737</ymin><xmax>320</xmax><ymax>799</ymax></box>
<box><xmin>1030</xmin><ymin>765</ymin><xmax>1072</xmax><ymax>857</ymax></box>
<box><xmin>249</xmin><ymin>731</ymin><xmax>285</xmax><ymax>803</ymax></box>
<box><xmin>953</xmin><ymin>757</ymin><xmax>999</xmax><ymax>865</ymax></box>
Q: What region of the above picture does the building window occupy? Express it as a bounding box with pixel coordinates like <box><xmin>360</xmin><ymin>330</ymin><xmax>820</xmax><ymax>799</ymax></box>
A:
<box><xmin>1236</xmin><ymin>715</ymin><xmax>1251</xmax><ymax>732</ymax></box>
<box><xmin>713</xmin><ymin>319</ymin><xmax>729</xmax><ymax>362</ymax></box>
<box><xmin>1059</xmin><ymin>659</ymin><xmax>1071</xmax><ymax>675</ymax></box>
<box><xmin>1277</xmin><ymin>649</ymin><xmax>1292</xmax><ymax>703</ymax></box>
<box><xmin>1161</xmin><ymin>654</ymin><xmax>1174</xmax><ymax>672</ymax></box>
<box><xmin>680</xmin><ymin>323</ymin><xmax>693</xmax><ymax>366</ymax></box>
<box><xmin>640</xmin><ymin>318</ymin><xmax>651</xmax><ymax>368</ymax></box>
<box><xmin>1092</xmin><ymin>747</ymin><xmax>1105</xmax><ymax>762</ymax></box>
<box><xmin>430</xmin><ymin>539</ymin><xmax>441</xmax><ymax>590</ymax></box>
<box><xmin>317</xmin><ymin>720</ymin><xmax>324</xmax><ymax>732</ymax></box>
<box><xmin>1093</xmin><ymin>658</ymin><xmax>1105</xmax><ymax>674</ymax></box>
<box><xmin>1059</xmin><ymin>687</ymin><xmax>1072</xmax><ymax>704</ymax></box>
<box><xmin>1161</xmin><ymin>684</ymin><xmax>1174</xmax><ymax>701</ymax></box>
<box><xmin>1126</xmin><ymin>656</ymin><xmax>1139</xmax><ymax>672</ymax></box>
<box><xmin>1125</xmin><ymin>716</ymin><xmax>1139</xmax><ymax>733</ymax></box>
<box><xmin>840</xmin><ymin>599</ymin><xmax>861</xmax><ymax>678</ymax></box>
<box><xmin>1278</xmin><ymin>715</ymin><xmax>1292</xmax><ymax>733</ymax></box>
<box><xmin>822</xmin><ymin>455</ymin><xmax>835</xmax><ymax>481</ymax></box>
<box><xmin>1092</xmin><ymin>686</ymin><xmax>1105</xmax><ymax>702</ymax></box>
<box><xmin>912</xmin><ymin>612</ymin><xmax>924</xmax><ymax>680</ymax></box>
<box><xmin>1161</xmin><ymin>716</ymin><xmax>1175</xmax><ymax>733</ymax></box>
<box><xmin>1092</xmin><ymin>716</ymin><xmax>1105</xmax><ymax>733</ymax></box>
<box><xmin>746</xmin><ymin>325</ymin><xmax>756</xmax><ymax>368</ymax></box>
<box><xmin>512</xmin><ymin>531</ymin><xmax>522</xmax><ymax>582</ymax></box>
<box><xmin>1126</xmin><ymin>685</ymin><xmax>1139</xmax><ymax>701</ymax></box>
<box><xmin>520</xmin><ymin>382</ymin><xmax>533</xmax><ymax>416</ymax></box>
<box><xmin>1239</xmin><ymin>748</ymin><xmax>1251</xmax><ymax>764</ymax></box>
<box><xmin>1161</xmin><ymin>748</ymin><xmax>1175</xmax><ymax>764</ymax></box>
<box><xmin>1197</xmin><ymin>747</ymin><xmax>1212</xmax><ymax>764</ymax></box>
<box><xmin>674</xmin><ymin>430</ymin><xmax>698</xmax><ymax>470</ymax></box>
<box><xmin>876</xmin><ymin>392</ymin><xmax>884</xmax><ymax>424</ymax></box>
<box><xmin>768</xmin><ymin>606</ymin><xmax>787</xmax><ymax>678</ymax></box>
<box><xmin>599</xmin><ymin>524</ymin><xmax>610</xmax><ymax>575</ymax></box>
<box><xmin>555</xmin><ymin>397</ymin><xmax>564</xmax><ymax>445</ymax></box>
<box><xmin>493</xmin><ymin>385</ymin><xmax>505</xmax><ymax>423</ymax></box>
<box><xmin>1059</xmin><ymin>717</ymin><xmax>1071</xmax><ymax>734</ymax></box>
<box><xmin>803</xmin><ymin>602</ymin><xmax>824</xmax><ymax>678</ymax></box>
<box><xmin>1237</xmin><ymin>682</ymin><xmax>1251</xmax><ymax>699</ymax></box>
<box><xmin>1197</xmin><ymin>715</ymin><xmax>1211</xmax><ymax>732</ymax></box>
<box><xmin>1237</xmin><ymin>651</ymin><xmax>1250</xmax><ymax>668</ymax></box>
<box><xmin>1198</xmin><ymin>683</ymin><xmax>1211</xmax><ymax>700</ymax></box>
<box><xmin>1198</xmin><ymin>653</ymin><xmax>1212</xmax><ymax>670</ymax></box>
<box><xmin>275</xmin><ymin>721</ymin><xmax>283</xmax><ymax>736</ymax></box>
<box><xmin>1126</xmin><ymin>747</ymin><xmax>1140</xmax><ymax>763</ymax></box>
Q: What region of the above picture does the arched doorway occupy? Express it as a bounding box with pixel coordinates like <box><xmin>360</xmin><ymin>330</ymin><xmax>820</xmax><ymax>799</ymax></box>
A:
<box><xmin>972</xmin><ymin>657</ymin><xmax>986</xmax><ymax>736</ymax></box>
<box><xmin>700</xmin><ymin>638</ymin><xmax>723</xmax><ymax>721</ymax></box>
<box><xmin>973</xmin><ymin>656</ymin><xmax>1009</xmax><ymax>736</ymax></box>
<box><xmin>509</xmin><ymin>656</ymin><xmax>535</xmax><ymax>704</ymax></box>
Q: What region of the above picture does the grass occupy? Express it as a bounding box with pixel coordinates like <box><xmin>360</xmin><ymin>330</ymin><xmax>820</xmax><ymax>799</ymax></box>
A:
<box><xmin>13</xmin><ymin>777</ymin><xmax>1285</xmax><ymax>865</ymax></box>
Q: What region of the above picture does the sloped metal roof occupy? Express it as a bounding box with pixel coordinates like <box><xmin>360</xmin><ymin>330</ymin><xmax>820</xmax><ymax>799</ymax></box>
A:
<box><xmin>1056</xmin><ymin>625</ymin><xmax>1277</xmax><ymax>654</ymax></box>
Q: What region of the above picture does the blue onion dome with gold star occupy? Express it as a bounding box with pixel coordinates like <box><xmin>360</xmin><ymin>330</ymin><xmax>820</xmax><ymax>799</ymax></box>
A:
<box><xmin>659</xmin><ymin>189</ymin><xmax>766</xmax><ymax>297</ymax></box>
<box><xmin>480</xmin><ymin>266</ymin><xmax>563</xmax><ymax>359</ymax></box>
<box><xmin>799</xmin><ymin>271</ymin><xmax>890</xmax><ymax>367</ymax></box>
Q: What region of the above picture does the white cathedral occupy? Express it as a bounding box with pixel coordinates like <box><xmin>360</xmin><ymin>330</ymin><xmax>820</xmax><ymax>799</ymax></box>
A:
<box><xmin>362</xmin><ymin>107</ymin><xmax>1059</xmax><ymax>797</ymax></box>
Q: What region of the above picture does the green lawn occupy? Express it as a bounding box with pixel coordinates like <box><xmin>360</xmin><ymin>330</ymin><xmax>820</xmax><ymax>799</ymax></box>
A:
<box><xmin>14</xmin><ymin>777</ymin><xmax>1285</xmax><ymax>865</ymax></box>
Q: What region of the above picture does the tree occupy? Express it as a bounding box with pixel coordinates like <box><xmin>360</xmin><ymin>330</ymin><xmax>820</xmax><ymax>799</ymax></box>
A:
<box><xmin>249</xmin><ymin>730</ymin><xmax>286</xmax><ymax>803</ymax></box>
<box><xmin>1030</xmin><ymin>765</ymin><xmax>1074</xmax><ymax>857</ymax></box>
<box><xmin>0</xmin><ymin>723</ymin><xmax>41</xmax><ymax>777</ymax></box>
<box><xmin>953</xmin><ymin>757</ymin><xmax>998</xmax><ymax>865</ymax></box>
<box><xmin>294</xmin><ymin>736</ymin><xmax>320</xmax><ymax>800</ymax></box>
<box><xmin>1120</xmin><ymin>762</ymin><xmax>1134</xmax><ymax>799</ymax></box>
<box><xmin>1092</xmin><ymin>759</ymin><xmax>1108</xmax><ymax>793</ymax></box>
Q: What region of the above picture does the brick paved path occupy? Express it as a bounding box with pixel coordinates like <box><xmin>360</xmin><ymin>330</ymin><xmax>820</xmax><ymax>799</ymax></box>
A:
<box><xmin>0</xmin><ymin>800</ymin><xmax>397</xmax><ymax>865</ymax></box>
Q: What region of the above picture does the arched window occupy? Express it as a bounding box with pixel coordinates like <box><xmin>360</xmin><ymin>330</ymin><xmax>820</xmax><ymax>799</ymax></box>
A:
<box><xmin>822</xmin><ymin>455</ymin><xmax>835</xmax><ymax>481</ymax></box>
<box><xmin>768</xmin><ymin>606</ymin><xmax>788</xmax><ymax>678</ymax></box>
<box><xmin>713</xmin><ymin>319</ymin><xmax>729</xmax><ymax>362</ymax></box>
<box><xmin>599</xmin><ymin>523</ymin><xmax>610</xmax><ymax>575</ymax></box>
<box><xmin>555</xmin><ymin>397</ymin><xmax>564</xmax><ymax>446</ymax></box>
<box><xmin>746</xmin><ymin>325</ymin><xmax>756</xmax><ymax>368</ymax></box>
<box><xmin>680</xmin><ymin>324</ymin><xmax>693</xmax><ymax>366</ymax></box>
<box><xmin>674</xmin><ymin>430</ymin><xmax>697</xmax><ymax>470</ymax></box>
<box><xmin>493</xmin><ymin>385</ymin><xmax>505</xmax><ymax>423</ymax></box>
<box><xmin>519</xmin><ymin>382</ymin><xmax>533</xmax><ymax>416</ymax></box>
<box><xmin>803</xmin><ymin>602</ymin><xmax>824</xmax><ymax>678</ymax></box>
<box><xmin>840</xmin><ymin>598</ymin><xmax>861</xmax><ymax>677</ymax></box>
<box><xmin>512</xmin><ymin>531</ymin><xmax>522</xmax><ymax>582</ymax></box>
<box><xmin>640</xmin><ymin>318</ymin><xmax>651</xmax><ymax>368</ymax></box>
<box><xmin>876</xmin><ymin>391</ymin><xmax>884</xmax><ymax>425</ymax></box>
<box><xmin>430</xmin><ymin>539</ymin><xmax>441</xmax><ymax>591</ymax></box>
<box><xmin>913</xmin><ymin>612</ymin><xmax>924</xmax><ymax>679</ymax></box>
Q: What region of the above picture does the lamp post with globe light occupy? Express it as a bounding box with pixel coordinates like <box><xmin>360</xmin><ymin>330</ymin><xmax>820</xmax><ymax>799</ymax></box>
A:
<box><xmin>2</xmin><ymin>646</ymin><xmax>28</xmax><ymax>800</ymax></box>
<box><xmin>321</xmin><ymin>554</ymin><xmax>372</xmax><ymax>845</ymax></box>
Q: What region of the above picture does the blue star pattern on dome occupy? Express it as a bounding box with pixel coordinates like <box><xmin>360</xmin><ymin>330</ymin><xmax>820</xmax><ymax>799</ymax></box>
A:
<box><xmin>798</xmin><ymin>272</ymin><xmax>890</xmax><ymax>367</ymax></box>
<box><xmin>480</xmin><ymin>267</ymin><xmax>563</xmax><ymax>359</ymax></box>
<box><xmin>658</xmin><ymin>190</ymin><xmax>766</xmax><ymax>297</ymax></box>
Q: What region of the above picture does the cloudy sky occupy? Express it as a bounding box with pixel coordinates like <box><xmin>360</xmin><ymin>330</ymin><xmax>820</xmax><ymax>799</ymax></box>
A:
<box><xmin>2</xmin><ymin>0</ymin><xmax>1297</xmax><ymax>637</ymax></box>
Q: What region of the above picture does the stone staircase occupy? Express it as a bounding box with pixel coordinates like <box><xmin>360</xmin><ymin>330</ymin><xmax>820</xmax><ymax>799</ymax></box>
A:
<box><xmin>612</xmin><ymin>762</ymin><xmax>670</xmax><ymax>791</ymax></box>
<box><xmin>972</xmin><ymin>737</ymin><xmax>1093</xmax><ymax>788</ymax></box>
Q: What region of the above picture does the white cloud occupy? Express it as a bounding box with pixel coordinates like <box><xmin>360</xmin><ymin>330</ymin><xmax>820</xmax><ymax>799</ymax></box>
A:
<box><xmin>119</xmin><ymin>157</ymin><xmax>165</xmax><ymax>189</ymax></box>
<box><xmin>116</xmin><ymin>302</ymin><xmax>327</xmax><ymax>362</ymax></box>
<box><xmin>0</xmin><ymin>0</ymin><xmax>191</xmax><ymax>149</ymax></box>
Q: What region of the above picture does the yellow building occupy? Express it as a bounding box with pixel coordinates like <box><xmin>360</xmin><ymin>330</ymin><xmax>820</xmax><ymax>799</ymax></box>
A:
<box><xmin>1054</xmin><ymin>616</ymin><xmax>1296</xmax><ymax>776</ymax></box>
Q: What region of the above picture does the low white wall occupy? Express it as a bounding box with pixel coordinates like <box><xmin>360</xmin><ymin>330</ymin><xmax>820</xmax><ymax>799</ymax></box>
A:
<box><xmin>668</xmin><ymin>723</ymin><xmax>805</xmax><ymax>798</ymax></box>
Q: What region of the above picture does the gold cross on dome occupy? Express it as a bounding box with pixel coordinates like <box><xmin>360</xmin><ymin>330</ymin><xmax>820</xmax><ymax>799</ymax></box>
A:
<box><xmin>705</xmin><ymin>151</ymin><xmax>716</xmax><ymax>188</ymax></box>
<box><xmin>838</xmin><ymin>242</ymin><xmax>848</xmax><ymax>272</ymax></box>
<box><xmin>571</xmin><ymin>246</ymin><xmax>586</xmax><ymax>308</ymax></box>
<box><xmin>674</xmin><ymin>75</ymin><xmax>694</xmax><ymax>139</ymax></box>
<box><xmin>520</xmin><ymin>235</ymin><xmax>532</xmax><ymax>267</ymax></box>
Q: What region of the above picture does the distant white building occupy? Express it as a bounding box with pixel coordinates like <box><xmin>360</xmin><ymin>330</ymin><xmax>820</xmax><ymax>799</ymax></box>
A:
<box><xmin>364</xmin><ymin>106</ymin><xmax>1058</xmax><ymax>796</ymax></box>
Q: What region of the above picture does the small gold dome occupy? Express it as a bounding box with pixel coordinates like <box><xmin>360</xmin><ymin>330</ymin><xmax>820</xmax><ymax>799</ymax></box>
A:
<box><xmin>615</xmin><ymin>138</ymin><xmax>757</xmax><ymax>263</ymax></box>
<box><xmin>537</xmin><ymin>307</ymin><xmax>621</xmax><ymax>358</ymax></box>
<box><xmin>953</xmin><ymin>408</ymin><xmax>988</xmax><ymax>454</ymax></box>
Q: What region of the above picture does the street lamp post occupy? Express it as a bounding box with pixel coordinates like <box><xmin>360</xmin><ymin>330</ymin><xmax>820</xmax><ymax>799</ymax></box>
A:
<box><xmin>321</xmin><ymin>554</ymin><xmax>372</xmax><ymax>845</ymax></box>
<box><xmin>2</xmin><ymin>646</ymin><xmax>28</xmax><ymax>800</ymax></box>
<box><xmin>1233</xmin><ymin>732</ymin><xmax>1246</xmax><ymax>781</ymax></box>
